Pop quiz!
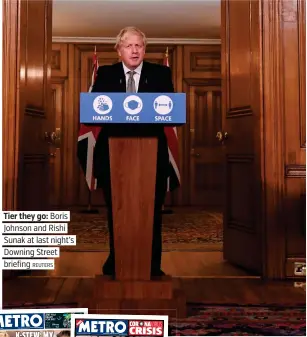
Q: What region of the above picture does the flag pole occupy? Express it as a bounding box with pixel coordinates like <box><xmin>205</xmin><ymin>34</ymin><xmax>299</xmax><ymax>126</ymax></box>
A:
<box><xmin>79</xmin><ymin>44</ymin><xmax>99</xmax><ymax>214</ymax></box>
<box><xmin>80</xmin><ymin>189</ymin><xmax>99</xmax><ymax>213</ymax></box>
<box><xmin>79</xmin><ymin>184</ymin><xmax>99</xmax><ymax>213</ymax></box>
<box><xmin>162</xmin><ymin>46</ymin><xmax>174</xmax><ymax>215</ymax></box>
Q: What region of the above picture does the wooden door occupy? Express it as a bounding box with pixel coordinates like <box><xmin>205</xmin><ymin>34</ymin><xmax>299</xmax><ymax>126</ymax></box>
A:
<box><xmin>50</xmin><ymin>80</ymin><xmax>66</xmax><ymax>208</ymax></box>
<box><xmin>221</xmin><ymin>0</ymin><xmax>306</xmax><ymax>279</ymax></box>
<box><xmin>188</xmin><ymin>83</ymin><xmax>223</xmax><ymax>207</ymax></box>
<box><xmin>221</xmin><ymin>0</ymin><xmax>262</xmax><ymax>273</ymax></box>
<box><xmin>3</xmin><ymin>0</ymin><xmax>53</xmax><ymax>211</ymax></box>
<box><xmin>181</xmin><ymin>45</ymin><xmax>223</xmax><ymax>208</ymax></box>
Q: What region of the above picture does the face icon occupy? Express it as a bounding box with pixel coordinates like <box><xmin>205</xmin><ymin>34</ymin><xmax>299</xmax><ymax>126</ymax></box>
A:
<box><xmin>117</xmin><ymin>31</ymin><xmax>145</xmax><ymax>70</ymax></box>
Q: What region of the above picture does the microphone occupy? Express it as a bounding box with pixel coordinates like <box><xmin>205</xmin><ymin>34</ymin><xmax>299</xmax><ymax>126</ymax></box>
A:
<box><xmin>145</xmin><ymin>78</ymin><xmax>147</xmax><ymax>84</ymax></box>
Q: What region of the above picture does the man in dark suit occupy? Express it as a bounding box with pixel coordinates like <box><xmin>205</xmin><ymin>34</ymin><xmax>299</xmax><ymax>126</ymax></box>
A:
<box><xmin>91</xmin><ymin>26</ymin><xmax>174</xmax><ymax>278</ymax></box>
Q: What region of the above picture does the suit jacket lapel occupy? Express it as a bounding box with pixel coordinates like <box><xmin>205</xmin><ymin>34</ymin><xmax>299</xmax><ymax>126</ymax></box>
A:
<box><xmin>115</xmin><ymin>62</ymin><xmax>126</xmax><ymax>92</ymax></box>
<box><xmin>138</xmin><ymin>62</ymin><xmax>148</xmax><ymax>93</ymax></box>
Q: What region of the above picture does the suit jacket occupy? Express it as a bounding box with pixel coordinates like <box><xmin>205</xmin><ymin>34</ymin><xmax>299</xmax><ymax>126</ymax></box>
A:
<box><xmin>91</xmin><ymin>61</ymin><xmax>175</xmax><ymax>184</ymax></box>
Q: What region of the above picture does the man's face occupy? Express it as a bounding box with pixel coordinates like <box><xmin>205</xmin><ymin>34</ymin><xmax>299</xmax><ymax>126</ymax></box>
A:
<box><xmin>117</xmin><ymin>32</ymin><xmax>145</xmax><ymax>69</ymax></box>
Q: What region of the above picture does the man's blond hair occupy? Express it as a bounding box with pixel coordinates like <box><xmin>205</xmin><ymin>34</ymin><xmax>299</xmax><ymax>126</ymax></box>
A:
<box><xmin>115</xmin><ymin>26</ymin><xmax>147</xmax><ymax>49</ymax></box>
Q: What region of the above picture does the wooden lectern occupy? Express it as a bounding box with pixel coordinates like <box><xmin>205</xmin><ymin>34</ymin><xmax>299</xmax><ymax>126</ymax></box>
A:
<box><xmin>89</xmin><ymin>134</ymin><xmax>186</xmax><ymax>317</ymax></box>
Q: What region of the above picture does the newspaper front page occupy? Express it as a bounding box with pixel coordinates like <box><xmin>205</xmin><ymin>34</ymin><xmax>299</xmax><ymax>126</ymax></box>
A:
<box><xmin>0</xmin><ymin>308</ymin><xmax>88</xmax><ymax>337</ymax></box>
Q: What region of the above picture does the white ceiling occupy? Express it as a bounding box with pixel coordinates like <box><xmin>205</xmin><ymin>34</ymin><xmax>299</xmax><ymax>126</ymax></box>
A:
<box><xmin>52</xmin><ymin>0</ymin><xmax>221</xmax><ymax>39</ymax></box>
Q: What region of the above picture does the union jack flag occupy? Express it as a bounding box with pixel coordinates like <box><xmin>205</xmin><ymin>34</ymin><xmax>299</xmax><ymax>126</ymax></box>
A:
<box><xmin>163</xmin><ymin>47</ymin><xmax>180</xmax><ymax>191</ymax></box>
<box><xmin>77</xmin><ymin>46</ymin><xmax>101</xmax><ymax>191</ymax></box>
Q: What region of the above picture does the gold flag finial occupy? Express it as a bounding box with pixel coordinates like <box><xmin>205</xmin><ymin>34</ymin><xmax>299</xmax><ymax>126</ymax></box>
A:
<box><xmin>166</xmin><ymin>46</ymin><xmax>169</xmax><ymax>57</ymax></box>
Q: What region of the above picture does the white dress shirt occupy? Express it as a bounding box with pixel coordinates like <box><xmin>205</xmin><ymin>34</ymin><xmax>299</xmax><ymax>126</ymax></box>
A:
<box><xmin>122</xmin><ymin>62</ymin><xmax>143</xmax><ymax>92</ymax></box>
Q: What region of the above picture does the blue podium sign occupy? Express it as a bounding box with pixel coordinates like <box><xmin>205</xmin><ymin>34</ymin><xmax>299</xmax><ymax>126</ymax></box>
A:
<box><xmin>80</xmin><ymin>93</ymin><xmax>186</xmax><ymax>124</ymax></box>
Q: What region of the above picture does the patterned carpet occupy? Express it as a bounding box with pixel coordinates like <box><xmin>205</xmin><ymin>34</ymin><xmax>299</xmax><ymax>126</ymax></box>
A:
<box><xmin>169</xmin><ymin>304</ymin><xmax>306</xmax><ymax>336</ymax></box>
<box><xmin>63</xmin><ymin>211</ymin><xmax>223</xmax><ymax>252</ymax></box>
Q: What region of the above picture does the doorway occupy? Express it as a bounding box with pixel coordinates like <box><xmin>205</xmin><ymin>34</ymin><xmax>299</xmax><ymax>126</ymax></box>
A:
<box><xmin>47</xmin><ymin>0</ymin><xmax>260</xmax><ymax>280</ymax></box>
<box><xmin>3</xmin><ymin>0</ymin><xmax>262</xmax><ymax>283</ymax></box>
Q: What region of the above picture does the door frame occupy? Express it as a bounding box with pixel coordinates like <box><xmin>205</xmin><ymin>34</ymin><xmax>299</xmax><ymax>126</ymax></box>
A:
<box><xmin>259</xmin><ymin>0</ymin><xmax>294</xmax><ymax>279</ymax></box>
<box><xmin>3</xmin><ymin>0</ymin><xmax>20</xmax><ymax>211</ymax></box>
